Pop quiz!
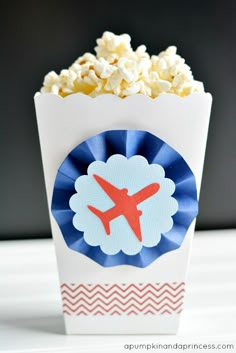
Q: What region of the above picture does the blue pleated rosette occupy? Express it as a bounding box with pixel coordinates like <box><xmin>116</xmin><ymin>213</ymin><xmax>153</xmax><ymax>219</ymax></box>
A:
<box><xmin>51</xmin><ymin>130</ymin><xmax>198</xmax><ymax>268</ymax></box>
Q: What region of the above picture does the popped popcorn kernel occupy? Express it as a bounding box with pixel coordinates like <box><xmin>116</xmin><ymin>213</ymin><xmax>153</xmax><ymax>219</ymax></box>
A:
<box><xmin>41</xmin><ymin>32</ymin><xmax>205</xmax><ymax>98</ymax></box>
<box><xmin>95</xmin><ymin>31</ymin><xmax>132</xmax><ymax>61</ymax></box>
<box><xmin>94</xmin><ymin>58</ymin><xmax>116</xmax><ymax>79</ymax></box>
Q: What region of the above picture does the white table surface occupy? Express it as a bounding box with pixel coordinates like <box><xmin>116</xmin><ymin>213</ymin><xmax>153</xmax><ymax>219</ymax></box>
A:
<box><xmin>0</xmin><ymin>230</ymin><xmax>236</xmax><ymax>353</ymax></box>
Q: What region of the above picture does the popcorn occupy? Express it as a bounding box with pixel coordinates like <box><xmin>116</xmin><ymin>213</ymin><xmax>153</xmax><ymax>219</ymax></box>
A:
<box><xmin>41</xmin><ymin>71</ymin><xmax>60</xmax><ymax>95</ymax></box>
<box><xmin>94</xmin><ymin>58</ymin><xmax>116</xmax><ymax>79</ymax></box>
<box><xmin>117</xmin><ymin>57</ymin><xmax>139</xmax><ymax>83</ymax></box>
<box><xmin>41</xmin><ymin>31</ymin><xmax>204</xmax><ymax>98</ymax></box>
<box><xmin>95</xmin><ymin>32</ymin><xmax>132</xmax><ymax>61</ymax></box>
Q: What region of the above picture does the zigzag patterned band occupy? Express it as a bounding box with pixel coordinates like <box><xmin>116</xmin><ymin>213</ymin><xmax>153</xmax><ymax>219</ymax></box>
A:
<box><xmin>61</xmin><ymin>282</ymin><xmax>185</xmax><ymax>316</ymax></box>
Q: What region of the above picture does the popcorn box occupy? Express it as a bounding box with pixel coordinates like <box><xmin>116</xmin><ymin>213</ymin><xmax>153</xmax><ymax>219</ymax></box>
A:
<box><xmin>34</xmin><ymin>92</ymin><xmax>212</xmax><ymax>334</ymax></box>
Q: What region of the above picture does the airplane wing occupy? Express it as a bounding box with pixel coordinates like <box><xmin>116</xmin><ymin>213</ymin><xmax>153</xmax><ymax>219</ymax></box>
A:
<box><xmin>125</xmin><ymin>211</ymin><xmax>143</xmax><ymax>242</ymax></box>
<box><xmin>93</xmin><ymin>174</ymin><xmax>124</xmax><ymax>204</ymax></box>
<box><xmin>132</xmin><ymin>183</ymin><xmax>160</xmax><ymax>204</ymax></box>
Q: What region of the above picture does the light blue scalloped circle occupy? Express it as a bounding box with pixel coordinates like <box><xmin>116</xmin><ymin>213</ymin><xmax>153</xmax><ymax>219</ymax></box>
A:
<box><xmin>69</xmin><ymin>154</ymin><xmax>178</xmax><ymax>256</ymax></box>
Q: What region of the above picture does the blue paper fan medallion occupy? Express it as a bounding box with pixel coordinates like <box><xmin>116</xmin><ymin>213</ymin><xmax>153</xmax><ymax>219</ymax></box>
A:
<box><xmin>51</xmin><ymin>130</ymin><xmax>198</xmax><ymax>267</ymax></box>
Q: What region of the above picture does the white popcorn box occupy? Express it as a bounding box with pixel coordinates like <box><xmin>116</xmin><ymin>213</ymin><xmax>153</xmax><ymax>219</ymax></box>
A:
<box><xmin>34</xmin><ymin>92</ymin><xmax>212</xmax><ymax>334</ymax></box>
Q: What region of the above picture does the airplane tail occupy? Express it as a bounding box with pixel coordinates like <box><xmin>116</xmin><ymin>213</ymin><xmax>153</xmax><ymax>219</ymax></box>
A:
<box><xmin>87</xmin><ymin>205</ymin><xmax>111</xmax><ymax>235</ymax></box>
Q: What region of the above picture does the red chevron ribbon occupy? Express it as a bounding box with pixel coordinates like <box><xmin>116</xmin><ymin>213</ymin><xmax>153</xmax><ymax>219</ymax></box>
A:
<box><xmin>61</xmin><ymin>282</ymin><xmax>185</xmax><ymax>316</ymax></box>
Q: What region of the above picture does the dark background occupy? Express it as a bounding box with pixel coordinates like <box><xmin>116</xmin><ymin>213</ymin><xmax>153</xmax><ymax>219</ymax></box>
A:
<box><xmin>0</xmin><ymin>0</ymin><xmax>235</xmax><ymax>240</ymax></box>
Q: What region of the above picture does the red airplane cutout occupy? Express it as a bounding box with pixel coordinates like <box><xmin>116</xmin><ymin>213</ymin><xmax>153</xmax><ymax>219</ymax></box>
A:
<box><xmin>87</xmin><ymin>174</ymin><xmax>160</xmax><ymax>242</ymax></box>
